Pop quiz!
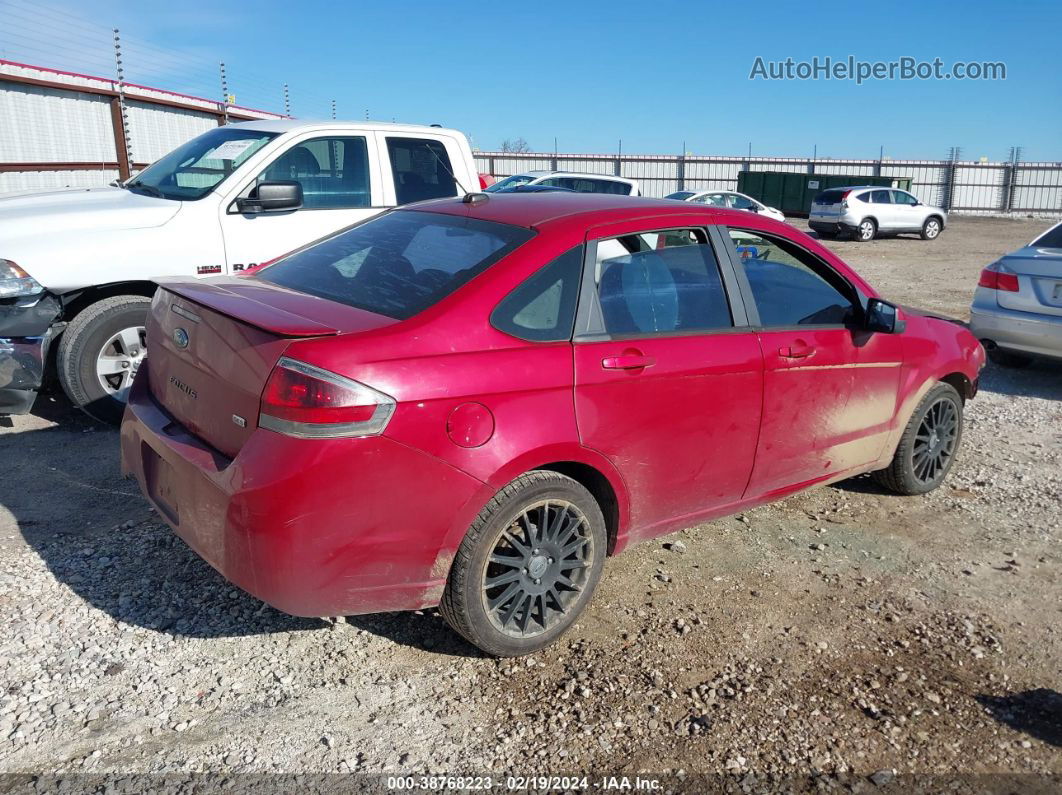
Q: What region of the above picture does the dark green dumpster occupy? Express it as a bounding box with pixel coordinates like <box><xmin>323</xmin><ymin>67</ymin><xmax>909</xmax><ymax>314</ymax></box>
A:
<box><xmin>737</xmin><ymin>171</ymin><xmax>912</xmax><ymax>217</ymax></box>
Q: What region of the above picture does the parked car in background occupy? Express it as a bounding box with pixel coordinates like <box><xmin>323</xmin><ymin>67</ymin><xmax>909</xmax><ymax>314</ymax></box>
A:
<box><xmin>809</xmin><ymin>187</ymin><xmax>946</xmax><ymax>242</ymax></box>
<box><xmin>485</xmin><ymin>170</ymin><xmax>640</xmax><ymax>196</ymax></box>
<box><xmin>664</xmin><ymin>189</ymin><xmax>786</xmax><ymax>222</ymax></box>
<box><xmin>121</xmin><ymin>191</ymin><xmax>984</xmax><ymax>657</ymax></box>
<box><xmin>0</xmin><ymin>120</ymin><xmax>480</xmax><ymax>422</ymax></box>
<box><xmin>970</xmin><ymin>221</ymin><xmax>1062</xmax><ymax>367</ymax></box>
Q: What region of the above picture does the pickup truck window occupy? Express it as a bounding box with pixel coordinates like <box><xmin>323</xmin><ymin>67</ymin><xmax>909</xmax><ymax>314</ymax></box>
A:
<box><xmin>386</xmin><ymin>138</ymin><xmax>459</xmax><ymax>204</ymax></box>
<box><xmin>126</xmin><ymin>127</ymin><xmax>276</xmax><ymax>201</ymax></box>
<box><xmin>257</xmin><ymin>136</ymin><xmax>371</xmax><ymax>209</ymax></box>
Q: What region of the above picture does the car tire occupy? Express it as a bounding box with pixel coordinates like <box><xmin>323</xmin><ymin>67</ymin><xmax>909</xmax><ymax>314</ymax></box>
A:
<box><xmin>987</xmin><ymin>347</ymin><xmax>1033</xmax><ymax>369</ymax></box>
<box><xmin>57</xmin><ymin>295</ymin><xmax>151</xmax><ymax>425</ymax></box>
<box><xmin>872</xmin><ymin>382</ymin><xmax>963</xmax><ymax>495</ymax></box>
<box><xmin>855</xmin><ymin>218</ymin><xmax>877</xmax><ymax>242</ymax></box>
<box><xmin>920</xmin><ymin>217</ymin><xmax>942</xmax><ymax>240</ymax></box>
<box><xmin>440</xmin><ymin>470</ymin><xmax>607</xmax><ymax>657</ymax></box>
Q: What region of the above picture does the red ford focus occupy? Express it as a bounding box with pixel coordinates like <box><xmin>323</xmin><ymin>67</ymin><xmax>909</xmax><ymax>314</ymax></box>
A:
<box><xmin>121</xmin><ymin>192</ymin><xmax>984</xmax><ymax>656</ymax></box>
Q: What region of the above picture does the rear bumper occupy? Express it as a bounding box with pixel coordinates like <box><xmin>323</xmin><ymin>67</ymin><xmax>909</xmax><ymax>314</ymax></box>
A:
<box><xmin>969</xmin><ymin>303</ymin><xmax>1062</xmax><ymax>361</ymax></box>
<box><xmin>120</xmin><ymin>363</ymin><xmax>484</xmax><ymax>617</ymax></box>
<box><xmin>808</xmin><ymin>220</ymin><xmax>856</xmax><ymax>235</ymax></box>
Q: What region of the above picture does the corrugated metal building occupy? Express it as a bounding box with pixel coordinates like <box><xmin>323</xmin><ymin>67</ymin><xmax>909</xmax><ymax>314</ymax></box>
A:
<box><xmin>0</xmin><ymin>59</ymin><xmax>285</xmax><ymax>194</ymax></box>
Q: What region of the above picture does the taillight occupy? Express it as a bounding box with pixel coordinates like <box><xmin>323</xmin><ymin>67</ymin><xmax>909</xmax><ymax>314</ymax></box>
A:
<box><xmin>840</xmin><ymin>189</ymin><xmax>851</xmax><ymax>210</ymax></box>
<box><xmin>978</xmin><ymin>263</ymin><xmax>1020</xmax><ymax>292</ymax></box>
<box><xmin>259</xmin><ymin>357</ymin><xmax>395</xmax><ymax>438</ymax></box>
<box><xmin>478</xmin><ymin>173</ymin><xmax>489</xmax><ymax>190</ymax></box>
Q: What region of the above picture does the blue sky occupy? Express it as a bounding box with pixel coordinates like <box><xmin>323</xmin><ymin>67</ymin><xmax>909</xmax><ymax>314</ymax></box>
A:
<box><xmin>5</xmin><ymin>0</ymin><xmax>1061</xmax><ymax>160</ymax></box>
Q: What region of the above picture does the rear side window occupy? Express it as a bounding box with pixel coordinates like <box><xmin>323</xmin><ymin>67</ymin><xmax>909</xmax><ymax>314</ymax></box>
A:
<box><xmin>258</xmin><ymin>211</ymin><xmax>534</xmax><ymax>319</ymax></box>
<box><xmin>540</xmin><ymin>177</ymin><xmax>631</xmax><ymax>195</ymax></box>
<box><xmin>593</xmin><ymin>229</ymin><xmax>732</xmax><ymax>335</ymax></box>
<box><xmin>870</xmin><ymin>189</ymin><xmax>892</xmax><ymax>203</ymax></box>
<box><xmin>491</xmin><ymin>247</ymin><xmax>583</xmax><ymax>341</ymax></box>
<box><xmin>387</xmin><ymin>138</ymin><xmax>458</xmax><ymax>204</ymax></box>
<box><xmin>727</xmin><ymin>229</ymin><xmax>857</xmax><ymax>327</ymax></box>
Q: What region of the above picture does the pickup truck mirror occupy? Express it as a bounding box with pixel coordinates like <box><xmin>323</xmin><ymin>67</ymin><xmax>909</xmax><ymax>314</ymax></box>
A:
<box><xmin>865</xmin><ymin>297</ymin><xmax>905</xmax><ymax>334</ymax></box>
<box><xmin>236</xmin><ymin>181</ymin><xmax>302</xmax><ymax>214</ymax></box>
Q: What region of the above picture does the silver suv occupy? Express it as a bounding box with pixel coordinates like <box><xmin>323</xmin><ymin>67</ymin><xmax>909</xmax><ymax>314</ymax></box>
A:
<box><xmin>809</xmin><ymin>187</ymin><xmax>947</xmax><ymax>242</ymax></box>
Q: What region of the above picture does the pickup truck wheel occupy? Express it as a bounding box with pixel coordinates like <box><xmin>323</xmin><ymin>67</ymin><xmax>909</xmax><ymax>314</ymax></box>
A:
<box><xmin>440</xmin><ymin>471</ymin><xmax>606</xmax><ymax>657</ymax></box>
<box><xmin>872</xmin><ymin>383</ymin><xmax>963</xmax><ymax>495</ymax></box>
<box><xmin>57</xmin><ymin>295</ymin><xmax>151</xmax><ymax>424</ymax></box>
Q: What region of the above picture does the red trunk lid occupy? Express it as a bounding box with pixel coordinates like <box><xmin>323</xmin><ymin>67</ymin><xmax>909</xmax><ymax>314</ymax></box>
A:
<box><xmin>146</xmin><ymin>278</ymin><xmax>396</xmax><ymax>458</ymax></box>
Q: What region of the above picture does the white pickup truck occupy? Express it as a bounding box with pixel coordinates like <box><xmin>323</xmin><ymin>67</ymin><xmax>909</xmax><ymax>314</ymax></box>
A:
<box><xmin>0</xmin><ymin>119</ymin><xmax>481</xmax><ymax>421</ymax></box>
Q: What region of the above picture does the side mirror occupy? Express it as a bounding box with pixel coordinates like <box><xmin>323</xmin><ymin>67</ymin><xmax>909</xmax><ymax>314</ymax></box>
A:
<box><xmin>236</xmin><ymin>181</ymin><xmax>303</xmax><ymax>213</ymax></box>
<box><xmin>865</xmin><ymin>297</ymin><xmax>905</xmax><ymax>334</ymax></box>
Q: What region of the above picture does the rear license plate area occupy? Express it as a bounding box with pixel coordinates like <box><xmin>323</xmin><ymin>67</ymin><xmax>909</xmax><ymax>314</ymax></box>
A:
<box><xmin>142</xmin><ymin>443</ymin><xmax>180</xmax><ymax>524</ymax></box>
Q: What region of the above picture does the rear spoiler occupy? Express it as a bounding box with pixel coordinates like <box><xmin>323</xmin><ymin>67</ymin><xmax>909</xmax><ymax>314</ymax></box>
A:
<box><xmin>155</xmin><ymin>277</ymin><xmax>341</xmax><ymax>337</ymax></box>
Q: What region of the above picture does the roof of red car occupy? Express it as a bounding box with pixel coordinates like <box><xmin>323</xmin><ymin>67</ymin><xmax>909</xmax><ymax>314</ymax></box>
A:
<box><xmin>402</xmin><ymin>192</ymin><xmax>750</xmax><ymax>230</ymax></box>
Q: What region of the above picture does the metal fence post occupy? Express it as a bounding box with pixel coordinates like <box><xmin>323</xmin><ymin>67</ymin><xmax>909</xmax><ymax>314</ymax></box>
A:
<box><xmin>111</xmin><ymin>29</ymin><xmax>133</xmax><ymax>180</ymax></box>
<box><xmin>678</xmin><ymin>153</ymin><xmax>686</xmax><ymax>192</ymax></box>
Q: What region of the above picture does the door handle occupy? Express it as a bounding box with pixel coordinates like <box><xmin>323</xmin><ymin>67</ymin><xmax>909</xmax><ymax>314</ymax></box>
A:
<box><xmin>602</xmin><ymin>354</ymin><xmax>656</xmax><ymax>370</ymax></box>
<box><xmin>778</xmin><ymin>344</ymin><xmax>816</xmax><ymax>360</ymax></box>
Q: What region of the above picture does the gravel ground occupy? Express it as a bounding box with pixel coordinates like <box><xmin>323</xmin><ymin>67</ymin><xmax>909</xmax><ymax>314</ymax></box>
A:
<box><xmin>1</xmin><ymin>215</ymin><xmax>1059</xmax><ymax>790</ymax></box>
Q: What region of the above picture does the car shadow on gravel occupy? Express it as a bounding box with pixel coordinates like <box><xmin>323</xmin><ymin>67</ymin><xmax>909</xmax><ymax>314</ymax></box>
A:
<box><xmin>977</xmin><ymin>689</ymin><xmax>1062</xmax><ymax>747</ymax></box>
<box><xmin>344</xmin><ymin>611</ymin><xmax>487</xmax><ymax>658</ymax></box>
<box><xmin>3</xmin><ymin>404</ymin><xmax>328</xmax><ymax>639</ymax></box>
<box><xmin>978</xmin><ymin>359</ymin><xmax>1062</xmax><ymax>401</ymax></box>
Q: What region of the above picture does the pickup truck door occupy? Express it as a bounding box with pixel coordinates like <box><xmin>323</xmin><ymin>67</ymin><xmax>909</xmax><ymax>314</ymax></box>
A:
<box><xmin>218</xmin><ymin>130</ymin><xmax>387</xmax><ymax>270</ymax></box>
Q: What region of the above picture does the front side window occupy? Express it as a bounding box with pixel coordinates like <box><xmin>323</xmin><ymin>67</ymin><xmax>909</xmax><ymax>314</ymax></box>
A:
<box><xmin>892</xmin><ymin>190</ymin><xmax>918</xmax><ymax>205</ymax></box>
<box><xmin>257</xmin><ymin>136</ymin><xmax>370</xmax><ymax>209</ymax></box>
<box><xmin>697</xmin><ymin>193</ymin><xmax>729</xmax><ymax>207</ymax></box>
<box><xmin>491</xmin><ymin>247</ymin><xmax>583</xmax><ymax>342</ymax></box>
<box><xmin>387</xmin><ymin>137</ymin><xmax>458</xmax><ymax>204</ymax></box>
<box><xmin>127</xmin><ymin>127</ymin><xmax>277</xmax><ymax>201</ymax></box>
<box><xmin>593</xmin><ymin>228</ymin><xmax>732</xmax><ymax>335</ymax></box>
<box><xmin>727</xmin><ymin>229</ymin><xmax>857</xmax><ymax>327</ymax></box>
<box><xmin>258</xmin><ymin>210</ymin><xmax>533</xmax><ymax>319</ymax></box>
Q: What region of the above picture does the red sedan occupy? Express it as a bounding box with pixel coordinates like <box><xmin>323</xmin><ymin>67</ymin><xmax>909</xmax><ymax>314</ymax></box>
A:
<box><xmin>121</xmin><ymin>192</ymin><xmax>985</xmax><ymax>656</ymax></box>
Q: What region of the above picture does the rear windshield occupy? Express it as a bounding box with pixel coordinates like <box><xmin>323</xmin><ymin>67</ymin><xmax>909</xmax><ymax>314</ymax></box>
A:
<box><xmin>665</xmin><ymin>191</ymin><xmax>695</xmax><ymax>200</ymax></box>
<box><xmin>814</xmin><ymin>189</ymin><xmax>850</xmax><ymax>204</ymax></box>
<box><xmin>257</xmin><ymin>210</ymin><xmax>535</xmax><ymax>319</ymax></box>
<box><xmin>1032</xmin><ymin>224</ymin><xmax>1062</xmax><ymax>248</ymax></box>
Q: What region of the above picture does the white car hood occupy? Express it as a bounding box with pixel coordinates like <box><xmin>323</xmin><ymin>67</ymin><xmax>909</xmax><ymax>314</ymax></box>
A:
<box><xmin>0</xmin><ymin>187</ymin><xmax>182</xmax><ymax>237</ymax></box>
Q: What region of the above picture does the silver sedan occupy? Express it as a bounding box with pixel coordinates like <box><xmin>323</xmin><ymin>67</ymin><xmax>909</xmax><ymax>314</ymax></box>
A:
<box><xmin>970</xmin><ymin>221</ymin><xmax>1062</xmax><ymax>367</ymax></box>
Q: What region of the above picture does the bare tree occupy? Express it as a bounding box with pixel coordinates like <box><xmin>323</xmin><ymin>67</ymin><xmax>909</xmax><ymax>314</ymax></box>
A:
<box><xmin>500</xmin><ymin>137</ymin><xmax>531</xmax><ymax>153</ymax></box>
